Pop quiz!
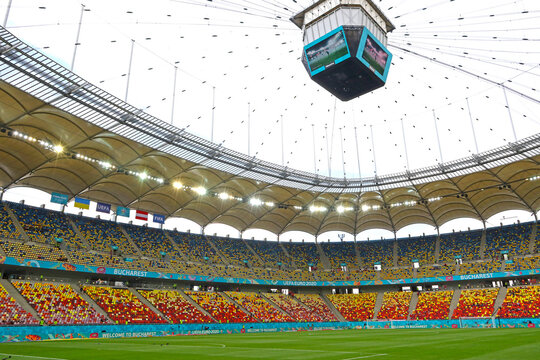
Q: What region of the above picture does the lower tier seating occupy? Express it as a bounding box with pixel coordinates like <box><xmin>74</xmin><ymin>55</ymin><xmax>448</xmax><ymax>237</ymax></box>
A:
<box><xmin>327</xmin><ymin>293</ymin><xmax>377</xmax><ymax>321</ymax></box>
<box><xmin>295</xmin><ymin>294</ymin><xmax>337</xmax><ymax>322</ymax></box>
<box><xmin>411</xmin><ymin>291</ymin><xmax>453</xmax><ymax>320</ymax></box>
<box><xmin>138</xmin><ymin>289</ymin><xmax>214</xmax><ymax>324</ymax></box>
<box><xmin>452</xmin><ymin>288</ymin><xmax>499</xmax><ymax>319</ymax></box>
<box><xmin>377</xmin><ymin>291</ymin><xmax>412</xmax><ymax>320</ymax></box>
<box><xmin>266</xmin><ymin>293</ymin><xmax>323</xmax><ymax>322</ymax></box>
<box><xmin>186</xmin><ymin>291</ymin><xmax>256</xmax><ymax>323</ymax></box>
<box><xmin>225</xmin><ymin>291</ymin><xmax>293</xmax><ymax>323</ymax></box>
<box><xmin>12</xmin><ymin>281</ymin><xmax>109</xmax><ymax>325</ymax></box>
<box><xmin>83</xmin><ymin>285</ymin><xmax>166</xmax><ymax>324</ymax></box>
<box><xmin>498</xmin><ymin>286</ymin><xmax>540</xmax><ymax>318</ymax></box>
<box><xmin>0</xmin><ymin>283</ymin><xmax>38</xmax><ymax>325</ymax></box>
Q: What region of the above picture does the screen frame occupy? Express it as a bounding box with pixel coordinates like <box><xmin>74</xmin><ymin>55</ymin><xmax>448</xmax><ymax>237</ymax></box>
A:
<box><xmin>304</xmin><ymin>26</ymin><xmax>351</xmax><ymax>76</ymax></box>
<box><xmin>357</xmin><ymin>27</ymin><xmax>392</xmax><ymax>82</ymax></box>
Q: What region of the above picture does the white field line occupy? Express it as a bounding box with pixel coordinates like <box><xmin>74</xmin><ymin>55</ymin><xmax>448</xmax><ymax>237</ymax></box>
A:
<box><xmin>0</xmin><ymin>353</ymin><xmax>68</xmax><ymax>360</ymax></box>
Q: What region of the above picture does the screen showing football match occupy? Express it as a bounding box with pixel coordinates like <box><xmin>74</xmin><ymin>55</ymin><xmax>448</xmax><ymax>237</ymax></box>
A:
<box><xmin>361</xmin><ymin>34</ymin><xmax>389</xmax><ymax>76</ymax></box>
<box><xmin>305</xmin><ymin>29</ymin><xmax>349</xmax><ymax>73</ymax></box>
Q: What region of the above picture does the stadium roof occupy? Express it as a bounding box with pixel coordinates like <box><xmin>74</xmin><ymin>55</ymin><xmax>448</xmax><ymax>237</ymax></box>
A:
<box><xmin>1</xmin><ymin>26</ymin><xmax>539</xmax><ymax>236</ymax></box>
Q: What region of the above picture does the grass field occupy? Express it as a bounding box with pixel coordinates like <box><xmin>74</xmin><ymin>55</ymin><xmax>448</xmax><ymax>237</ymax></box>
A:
<box><xmin>0</xmin><ymin>328</ymin><xmax>539</xmax><ymax>360</ymax></box>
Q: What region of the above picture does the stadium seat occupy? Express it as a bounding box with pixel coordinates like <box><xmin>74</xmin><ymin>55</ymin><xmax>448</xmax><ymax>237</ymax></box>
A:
<box><xmin>320</xmin><ymin>242</ymin><xmax>359</xmax><ymax>269</ymax></box>
<box><xmin>266</xmin><ymin>293</ymin><xmax>323</xmax><ymax>322</ymax></box>
<box><xmin>9</xmin><ymin>202</ymin><xmax>85</xmax><ymax>249</ymax></box>
<box><xmin>138</xmin><ymin>289</ymin><xmax>214</xmax><ymax>323</ymax></box>
<box><xmin>439</xmin><ymin>230</ymin><xmax>482</xmax><ymax>262</ymax></box>
<box><xmin>13</xmin><ymin>281</ymin><xmax>109</xmax><ymax>325</ymax></box>
<box><xmin>0</xmin><ymin>283</ymin><xmax>38</xmax><ymax>325</ymax></box>
<box><xmin>397</xmin><ymin>236</ymin><xmax>437</xmax><ymax>266</ymax></box>
<box><xmin>377</xmin><ymin>291</ymin><xmax>412</xmax><ymax>320</ymax></box>
<box><xmin>72</xmin><ymin>215</ymin><xmax>138</xmax><ymax>255</ymax></box>
<box><xmin>83</xmin><ymin>285</ymin><xmax>166</xmax><ymax>324</ymax></box>
<box><xmin>226</xmin><ymin>291</ymin><xmax>293</xmax><ymax>322</ymax></box>
<box><xmin>327</xmin><ymin>293</ymin><xmax>377</xmax><ymax>321</ymax></box>
<box><xmin>452</xmin><ymin>288</ymin><xmax>499</xmax><ymax>319</ymax></box>
<box><xmin>186</xmin><ymin>291</ymin><xmax>256</xmax><ymax>323</ymax></box>
<box><xmin>498</xmin><ymin>286</ymin><xmax>540</xmax><ymax>318</ymax></box>
<box><xmin>294</xmin><ymin>294</ymin><xmax>337</xmax><ymax>322</ymax></box>
<box><xmin>411</xmin><ymin>290</ymin><xmax>453</xmax><ymax>320</ymax></box>
<box><xmin>485</xmin><ymin>223</ymin><xmax>531</xmax><ymax>258</ymax></box>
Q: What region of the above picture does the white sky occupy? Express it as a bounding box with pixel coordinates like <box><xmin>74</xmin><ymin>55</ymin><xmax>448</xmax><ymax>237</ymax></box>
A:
<box><xmin>1</xmin><ymin>0</ymin><xmax>539</xmax><ymax>241</ymax></box>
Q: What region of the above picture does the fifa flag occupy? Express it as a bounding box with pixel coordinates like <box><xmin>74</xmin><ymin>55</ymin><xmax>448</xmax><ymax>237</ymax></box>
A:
<box><xmin>153</xmin><ymin>214</ymin><xmax>165</xmax><ymax>224</ymax></box>
<box><xmin>74</xmin><ymin>197</ymin><xmax>90</xmax><ymax>210</ymax></box>
<box><xmin>135</xmin><ymin>210</ymin><xmax>148</xmax><ymax>221</ymax></box>
<box><xmin>96</xmin><ymin>202</ymin><xmax>111</xmax><ymax>214</ymax></box>
<box><xmin>117</xmin><ymin>206</ymin><xmax>130</xmax><ymax>217</ymax></box>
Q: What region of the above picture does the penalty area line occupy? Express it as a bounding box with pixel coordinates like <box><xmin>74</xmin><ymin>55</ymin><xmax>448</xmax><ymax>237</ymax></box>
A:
<box><xmin>0</xmin><ymin>353</ymin><xmax>68</xmax><ymax>360</ymax></box>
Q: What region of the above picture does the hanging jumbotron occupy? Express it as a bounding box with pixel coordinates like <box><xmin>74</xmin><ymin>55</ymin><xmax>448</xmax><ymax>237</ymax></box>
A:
<box><xmin>291</xmin><ymin>0</ymin><xmax>395</xmax><ymax>101</ymax></box>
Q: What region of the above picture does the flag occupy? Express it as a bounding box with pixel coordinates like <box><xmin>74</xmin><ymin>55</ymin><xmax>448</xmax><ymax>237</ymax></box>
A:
<box><xmin>50</xmin><ymin>192</ymin><xmax>68</xmax><ymax>205</ymax></box>
<box><xmin>74</xmin><ymin>197</ymin><xmax>90</xmax><ymax>210</ymax></box>
<box><xmin>136</xmin><ymin>210</ymin><xmax>148</xmax><ymax>221</ymax></box>
<box><xmin>153</xmin><ymin>214</ymin><xmax>165</xmax><ymax>224</ymax></box>
<box><xmin>96</xmin><ymin>202</ymin><xmax>111</xmax><ymax>214</ymax></box>
<box><xmin>117</xmin><ymin>206</ymin><xmax>130</xmax><ymax>217</ymax></box>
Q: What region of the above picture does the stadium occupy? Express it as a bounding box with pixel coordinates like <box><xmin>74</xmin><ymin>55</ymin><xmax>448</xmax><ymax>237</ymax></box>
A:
<box><xmin>0</xmin><ymin>0</ymin><xmax>539</xmax><ymax>358</ymax></box>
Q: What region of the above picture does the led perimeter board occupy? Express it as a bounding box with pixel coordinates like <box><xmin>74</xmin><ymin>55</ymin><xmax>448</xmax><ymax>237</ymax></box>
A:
<box><xmin>301</xmin><ymin>26</ymin><xmax>392</xmax><ymax>101</ymax></box>
<box><xmin>304</xmin><ymin>26</ymin><xmax>351</xmax><ymax>76</ymax></box>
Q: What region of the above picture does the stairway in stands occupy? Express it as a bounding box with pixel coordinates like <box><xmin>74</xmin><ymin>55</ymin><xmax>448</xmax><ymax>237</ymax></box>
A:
<box><xmin>0</xmin><ymin>278</ymin><xmax>42</xmax><ymax>322</ymax></box>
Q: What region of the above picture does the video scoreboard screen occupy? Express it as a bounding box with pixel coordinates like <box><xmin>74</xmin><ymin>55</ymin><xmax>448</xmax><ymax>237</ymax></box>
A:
<box><xmin>304</xmin><ymin>26</ymin><xmax>351</xmax><ymax>76</ymax></box>
<box><xmin>358</xmin><ymin>29</ymin><xmax>392</xmax><ymax>82</ymax></box>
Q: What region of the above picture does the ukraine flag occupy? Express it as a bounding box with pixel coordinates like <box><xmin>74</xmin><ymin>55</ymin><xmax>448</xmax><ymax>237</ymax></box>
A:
<box><xmin>74</xmin><ymin>197</ymin><xmax>90</xmax><ymax>210</ymax></box>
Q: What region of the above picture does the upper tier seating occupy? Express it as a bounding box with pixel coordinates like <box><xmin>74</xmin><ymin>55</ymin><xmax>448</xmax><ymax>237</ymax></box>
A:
<box><xmin>397</xmin><ymin>236</ymin><xmax>436</xmax><ymax>266</ymax></box>
<box><xmin>282</xmin><ymin>242</ymin><xmax>319</xmax><ymax>268</ymax></box>
<box><xmin>9</xmin><ymin>202</ymin><xmax>84</xmax><ymax>249</ymax></box>
<box><xmin>67</xmin><ymin>250</ymin><xmax>123</xmax><ymax>268</ymax></box>
<box><xmin>72</xmin><ymin>215</ymin><xmax>138</xmax><ymax>255</ymax></box>
<box><xmin>123</xmin><ymin>224</ymin><xmax>181</xmax><ymax>260</ymax></box>
<box><xmin>320</xmin><ymin>242</ymin><xmax>359</xmax><ymax>269</ymax></box>
<box><xmin>13</xmin><ymin>281</ymin><xmax>109</xmax><ymax>325</ymax></box>
<box><xmin>266</xmin><ymin>293</ymin><xmax>323</xmax><ymax>322</ymax></box>
<box><xmin>458</xmin><ymin>260</ymin><xmax>501</xmax><ymax>275</ymax></box>
<box><xmin>505</xmin><ymin>255</ymin><xmax>540</xmax><ymax>271</ymax></box>
<box><xmin>0</xmin><ymin>283</ymin><xmax>38</xmax><ymax>325</ymax></box>
<box><xmin>226</xmin><ymin>291</ymin><xmax>293</xmax><ymax>322</ymax></box>
<box><xmin>411</xmin><ymin>290</ymin><xmax>453</xmax><ymax>320</ymax></box>
<box><xmin>485</xmin><ymin>223</ymin><xmax>531</xmax><ymax>258</ymax></box>
<box><xmin>83</xmin><ymin>285</ymin><xmax>166</xmax><ymax>324</ymax></box>
<box><xmin>0</xmin><ymin>203</ymin><xmax>23</xmax><ymax>240</ymax></box>
<box><xmin>327</xmin><ymin>293</ymin><xmax>377</xmax><ymax>321</ymax></box>
<box><xmin>166</xmin><ymin>231</ymin><xmax>221</xmax><ymax>264</ymax></box>
<box><xmin>439</xmin><ymin>230</ymin><xmax>482</xmax><ymax>262</ymax></box>
<box><xmin>186</xmin><ymin>291</ymin><xmax>256</xmax><ymax>323</ymax></box>
<box><xmin>356</xmin><ymin>240</ymin><xmax>393</xmax><ymax>267</ymax></box>
<box><xmin>212</xmin><ymin>236</ymin><xmax>262</xmax><ymax>267</ymax></box>
<box><xmin>416</xmin><ymin>264</ymin><xmax>455</xmax><ymax>278</ymax></box>
<box><xmin>498</xmin><ymin>286</ymin><xmax>540</xmax><ymax>318</ymax></box>
<box><xmin>377</xmin><ymin>291</ymin><xmax>412</xmax><ymax>320</ymax></box>
<box><xmin>138</xmin><ymin>289</ymin><xmax>214</xmax><ymax>324</ymax></box>
<box><xmin>452</xmin><ymin>288</ymin><xmax>499</xmax><ymax>319</ymax></box>
<box><xmin>294</xmin><ymin>294</ymin><xmax>337</xmax><ymax>322</ymax></box>
<box><xmin>1</xmin><ymin>240</ymin><xmax>67</xmax><ymax>262</ymax></box>
<box><xmin>380</xmin><ymin>267</ymin><xmax>412</xmax><ymax>280</ymax></box>
<box><xmin>1</xmin><ymin>202</ymin><xmax>538</xmax><ymax>284</ymax></box>
<box><xmin>245</xmin><ymin>239</ymin><xmax>289</xmax><ymax>268</ymax></box>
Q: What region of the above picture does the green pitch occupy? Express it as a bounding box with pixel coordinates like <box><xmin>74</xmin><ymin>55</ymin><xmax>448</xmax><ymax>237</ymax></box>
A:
<box><xmin>0</xmin><ymin>328</ymin><xmax>539</xmax><ymax>360</ymax></box>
